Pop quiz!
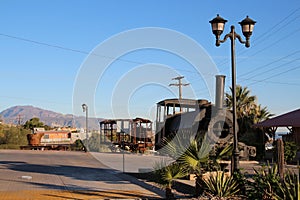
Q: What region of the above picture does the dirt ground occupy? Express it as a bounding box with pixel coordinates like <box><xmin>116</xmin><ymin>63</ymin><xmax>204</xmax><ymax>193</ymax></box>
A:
<box><xmin>0</xmin><ymin>189</ymin><xmax>160</xmax><ymax>200</ymax></box>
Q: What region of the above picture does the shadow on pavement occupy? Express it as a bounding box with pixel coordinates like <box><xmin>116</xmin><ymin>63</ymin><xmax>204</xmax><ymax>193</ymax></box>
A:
<box><xmin>0</xmin><ymin>160</ymin><xmax>165</xmax><ymax>198</ymax></box>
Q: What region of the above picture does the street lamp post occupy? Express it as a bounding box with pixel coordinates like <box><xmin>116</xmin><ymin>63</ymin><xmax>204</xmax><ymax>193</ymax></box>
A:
<box><xmin>82</xmin><ymin>104</ymin><xmax>88</xmax><ymax>151</ymax></box>
<box><xmin>209</xmin><ymin>14</ymin><xmax>256</xmax><ymax>173</ymax></box>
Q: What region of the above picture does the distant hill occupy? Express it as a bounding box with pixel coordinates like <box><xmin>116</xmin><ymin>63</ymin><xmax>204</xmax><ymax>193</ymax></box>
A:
<box><xmin>0</xmin><ymin>105</ymin><xmax>102</xmax><ymax>130</ymax></box>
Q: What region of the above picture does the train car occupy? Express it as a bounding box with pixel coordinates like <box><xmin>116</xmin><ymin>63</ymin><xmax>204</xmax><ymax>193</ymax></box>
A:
<box><xmin>21</xmin><ymin>128</ymin><xmax>74</xmax><ymax>150</ymax></box>
<box><xmin>99</xmin><ymin>117</ymin><xmax>154</xmax><ymax>153</ymax></box>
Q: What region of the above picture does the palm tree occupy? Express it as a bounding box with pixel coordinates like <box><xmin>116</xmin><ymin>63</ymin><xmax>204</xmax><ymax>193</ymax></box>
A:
<box><xmin>226</xmin><ymin>85</ymin><xmax>257</xmax><ymax>119</ymax></box>
<box><xmin>158</xmin><ymin>130</ymin><xmax>210</xmax><ymax>196</ymax></box>
<box><xmin>153</xmin><ymin>161</ymin><xmax>187</xmax><ymax>199</ymax></box>
<box><xmin>226</xmin><ymin>85</ymin><xmax>273</xmax><ymax>134</ymax></box>
<box><xmin>253</xmin><ymin>104</ymin><xmax>274</xmax><ymax>124</ymax></box>
<box><xmin>226</xmin><ymin>85</ymin><xmax>274</xmax><ymax>159</ymax></box>
<box><xmin>178</xmin><ymin>135</ymin><xmax>209</xmax><ymax>196</ymax></box>
<box><xmin>179</xmin><ymin>136</ymin><xmax>234</xmax><ymax>196</ymax></box>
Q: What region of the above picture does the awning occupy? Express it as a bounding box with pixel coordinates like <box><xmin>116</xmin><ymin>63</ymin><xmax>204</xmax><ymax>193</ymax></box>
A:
<box><xmin>254</xmin><ymin>108</ymin><xmax>300</xmax><ymax>128</ymax></box>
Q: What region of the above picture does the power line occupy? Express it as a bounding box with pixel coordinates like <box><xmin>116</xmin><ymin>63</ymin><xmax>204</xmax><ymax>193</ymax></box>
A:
<box><xmin>242</xmin><ymin>57</ymin><xmax>300</xmax><ymax>81</ymax></box>
<box><xmin>239</xmin><ymin>50</ymin><xmax>300</xmax><ymax>77</ymax></box>
<box><xmin>247</xmin><ymin>65</ymin><xmax>300</xmax><ymax>86</ymax></box>
<box><xmin>238</xmin><ymin>77</ymin><xmax>300</xmax><ymax>86</ymax></box>
<box><xmin>216</xmin><ymin>7</ymin><xmax>300</xmax><ymax>69</ymax></box>
<box><xmin>248</xmin><ymin>12</ymin><xmax>300</xmax><ymax>50</ymax></box>
<box><xmin>244</xmin><ymin>27</ymin><xmax>300</xmax><ymax>59</ymax></box>
<box><xmin>0</xmin><ymin>33</ymin><xmax>91</xmax><ymax>55</ymax></box>
<box><xmin>0</xmin><ymin>14</ymin><xmax>299</xmax><ymax>90</ymax></box>
<box><xmin>0</xmin><ymin>33</ymin><xmax>144</xmax><ymax>66</ymax></box>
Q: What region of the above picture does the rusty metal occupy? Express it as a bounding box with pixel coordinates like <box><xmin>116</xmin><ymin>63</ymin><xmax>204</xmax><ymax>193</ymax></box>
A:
<box><xmin>99</xmin><ymin>117</ymin><xmax>153</xmax><ymax>153</ymax></box>
<box><xmin>27</xmin><ymin>132</ymin><xmax>44</xmax><ymax>146</ymax></box>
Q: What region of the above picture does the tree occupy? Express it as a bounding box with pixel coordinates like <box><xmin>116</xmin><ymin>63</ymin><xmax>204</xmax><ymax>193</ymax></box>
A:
<box><xmin>225</xmin><ymin>85</ymin><xmax>273</xmax><ymax>135</ymax></box>
<box><xmin>254</xmin><ymin>104</ymin><xmax>274</xmax><ymax>124</ymax></box>
<box><xmin>226</xmin><ymin>85</ymin><xmax>257</xmax><ymax>119</ymax></box>
<box><xmin>226</xmin><ymin>85</ymin><xmax>273</xmax><ymax>159</ymax></box>
<box><xmin>0</xmin><ymin>124</ymin><xmax>30</xmax><ymax>148</ymax></box>
<box><xmin>153</xmin><ymin>162</ymin><xmax>187</xmax><ymax>199</ymax></box>
<box><xmin>23</xmin><ymin>118</ymin><xmax>45</xmax><ymax>130</ymax></box>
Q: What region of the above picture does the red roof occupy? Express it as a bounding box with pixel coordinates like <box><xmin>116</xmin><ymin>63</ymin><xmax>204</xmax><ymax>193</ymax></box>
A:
<box><xmin>255</xmin><ymin>108</ymin><xmax>300</xmax><ymax>128</ymax></box>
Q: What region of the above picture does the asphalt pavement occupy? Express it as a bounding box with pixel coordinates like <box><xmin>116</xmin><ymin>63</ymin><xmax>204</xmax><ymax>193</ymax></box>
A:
<box><xmin>0</xmin><ymin>150</ymin><xmax>165</xmax><ymax>200</ymax></box>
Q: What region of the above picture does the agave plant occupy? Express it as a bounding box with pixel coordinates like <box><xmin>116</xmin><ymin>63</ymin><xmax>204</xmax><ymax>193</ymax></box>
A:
<box><xmin>201</xmin><ymin>171</ymin><xmax>240</xmax><ymax>198</ymax></box>
<box><xmin>247</xmin><ymin>163</ymin><xmax>299</xmax><ymax>200</ymax></box>
<box><xmin>248</xmin><ymin>164</ymin><xmax>282</xmax><ymax>199</ymax></box>
<box><xmin>280</xmin><ymin>171</ymin><xmax>299</xmax><ymax>200</ymax></box>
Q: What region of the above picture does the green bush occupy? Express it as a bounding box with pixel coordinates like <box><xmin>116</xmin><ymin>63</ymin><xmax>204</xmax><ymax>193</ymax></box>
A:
<box><xmin>71</xmin><ymin>139</ymin><xmax>85</xmax><ymax>151</ymax></box>
<box><xmin>0</xmin><ymin>124</ymin><xmax>30</xmax><ymax>148</ymax></box>
<box><xmin>284</xmin><ymin>141</ymin><xmax>298</xmax><ymax>163</ymax></box>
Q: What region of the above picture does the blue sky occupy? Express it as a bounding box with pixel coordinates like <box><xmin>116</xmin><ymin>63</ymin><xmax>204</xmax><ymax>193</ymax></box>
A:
<box><xmin>0</xmin><ymin>0</ymin><xmax>299</xmax><ymax>122</ymax></box>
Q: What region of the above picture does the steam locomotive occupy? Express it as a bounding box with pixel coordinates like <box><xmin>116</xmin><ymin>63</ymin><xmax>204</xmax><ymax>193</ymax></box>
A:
<box><xmin>154</xmin><ymin>75</ymin><xmax>256</xmax><ymax>160</ymax></box>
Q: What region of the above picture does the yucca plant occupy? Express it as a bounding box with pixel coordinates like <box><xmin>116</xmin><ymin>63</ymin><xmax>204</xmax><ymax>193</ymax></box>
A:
<box><xmin>201</xmin><ymin>171</ymin><xmax>240</xmax><ymax>198</ymax></box>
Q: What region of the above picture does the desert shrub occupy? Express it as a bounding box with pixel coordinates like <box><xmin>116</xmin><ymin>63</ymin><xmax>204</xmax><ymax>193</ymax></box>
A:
<box><xmin>247</xmin><ymin>163</ymin><xmax>299</xmax><ymax>200</ymax></box>
<box><xmin>200</xmin><ymin>171</ymin><xmax>241</xmax><ymax>198</ymax></box>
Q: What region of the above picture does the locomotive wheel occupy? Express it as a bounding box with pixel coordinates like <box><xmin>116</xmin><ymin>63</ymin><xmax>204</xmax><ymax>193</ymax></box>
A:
<box><xmin>207</xmin><ymin>110</ymin><xmax>235</xmax><ymax>144</ymax></box>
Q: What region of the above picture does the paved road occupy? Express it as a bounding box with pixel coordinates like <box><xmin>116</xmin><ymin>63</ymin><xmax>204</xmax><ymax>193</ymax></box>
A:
<box><xmin>0</xmin><ymin>150</ymin><xmax>164</xmax><ymax>200</ymax></box>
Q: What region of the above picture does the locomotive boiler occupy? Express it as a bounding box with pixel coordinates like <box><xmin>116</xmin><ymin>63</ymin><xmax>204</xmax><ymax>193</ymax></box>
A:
<box><xmin>155</xmin><ymin>75</ymin><xmax>256</xmax><ymax>160</ymax></box>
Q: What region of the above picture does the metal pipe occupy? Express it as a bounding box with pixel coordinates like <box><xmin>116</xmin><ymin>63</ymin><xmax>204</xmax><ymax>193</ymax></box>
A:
<box><xmin>215</xmin><ymin>75</ymin><xmax>226</xmax><ymax>110</ymax></box>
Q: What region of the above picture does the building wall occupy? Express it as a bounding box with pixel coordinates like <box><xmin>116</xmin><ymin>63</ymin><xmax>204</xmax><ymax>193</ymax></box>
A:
<box><xmin>293</xmin><ymin>127</ymin><xmax>300</xmax><ymax>145</ymax></box>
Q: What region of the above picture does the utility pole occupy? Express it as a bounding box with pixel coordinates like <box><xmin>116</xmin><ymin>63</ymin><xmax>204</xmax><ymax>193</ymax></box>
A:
<box><xmin>169</xmin><ymin>76</ymin><xmax>189</xmax><ymax>100</ymax></box>
<box><xmin>16</xmin><ymin>115</ymin><xmax>22</xmax><ymax>144</ymax></box>
<box><xmin>16</xmin><ymin>115</ymin><xmax>22</xmax><ymax>126</ymax></box>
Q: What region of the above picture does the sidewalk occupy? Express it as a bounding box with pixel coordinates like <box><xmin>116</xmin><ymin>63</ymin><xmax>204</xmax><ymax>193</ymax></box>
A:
<box><xmin>90</xmin><ymin>151</ymin><xmax>174</xmax><ymax>173</ymax></box>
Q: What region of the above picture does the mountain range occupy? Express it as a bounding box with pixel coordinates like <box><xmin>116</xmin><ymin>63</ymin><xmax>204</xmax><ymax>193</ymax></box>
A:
<box><xmin>0</xmin><ymin>105</ymin><xmax>102</xmax><ymax>130</ymax></box>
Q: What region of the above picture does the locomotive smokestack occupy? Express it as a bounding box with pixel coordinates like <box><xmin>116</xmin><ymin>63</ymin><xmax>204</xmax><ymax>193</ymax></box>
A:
<box><xmin>215</xmin><ymin>75</ymin><xmax>226</xmax><ymax>110</ymax></box>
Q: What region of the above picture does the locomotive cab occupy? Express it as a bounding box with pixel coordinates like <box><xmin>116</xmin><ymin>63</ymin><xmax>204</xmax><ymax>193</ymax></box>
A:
<box><xmin>155</xmin><ymin>98</ymin><xmax>210</xmax><ymax>149</ymax></box>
